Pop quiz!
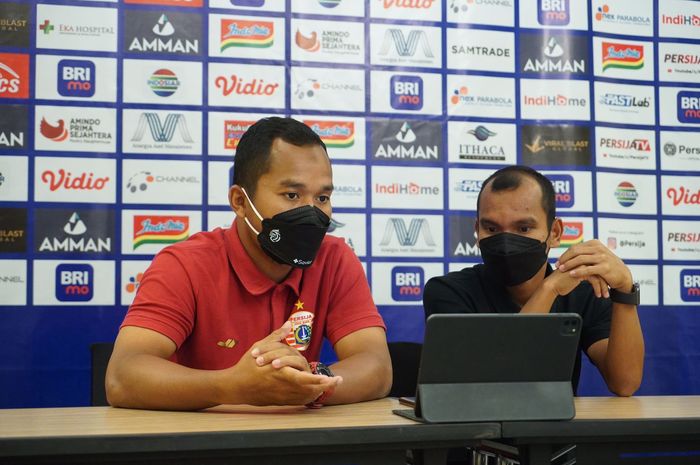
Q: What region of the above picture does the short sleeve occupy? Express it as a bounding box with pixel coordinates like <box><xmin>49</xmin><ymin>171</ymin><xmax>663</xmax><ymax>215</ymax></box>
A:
<box><xmin>121</xmin><ymin>250</ymin><xmax>197</xmax><ymax>348</ymax></box>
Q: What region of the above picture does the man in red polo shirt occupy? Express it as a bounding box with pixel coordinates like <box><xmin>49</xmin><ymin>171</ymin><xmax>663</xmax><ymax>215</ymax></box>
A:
<box><xmin>106</xmin><ymin>117</ymin><xmax>392</xmax><ymax>410</ymax></box>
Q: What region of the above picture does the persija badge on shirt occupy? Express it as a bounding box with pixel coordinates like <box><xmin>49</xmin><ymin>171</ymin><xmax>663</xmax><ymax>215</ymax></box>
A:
<box><xmin>286</xmin><ymin>299</ymin><xmax>313</xmax><ymax>351</ymax></box>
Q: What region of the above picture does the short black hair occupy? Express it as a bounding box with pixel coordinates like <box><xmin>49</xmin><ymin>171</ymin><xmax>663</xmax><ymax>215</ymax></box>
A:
<box><xmin>477</xmin><ymin>165</ymin><xmax>556</xmax><ymax>229</ymax></box>
<box><xmin>233</xmin><ymin>117</ymin><xmax>327</xmax><ymax>197</ymax></box>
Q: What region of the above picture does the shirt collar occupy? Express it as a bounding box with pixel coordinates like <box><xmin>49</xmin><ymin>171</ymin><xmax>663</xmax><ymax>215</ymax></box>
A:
<box><xmin>225</xmin><ymin>221</ymin><xmax>302</xmax><ymax>296</ymax></box>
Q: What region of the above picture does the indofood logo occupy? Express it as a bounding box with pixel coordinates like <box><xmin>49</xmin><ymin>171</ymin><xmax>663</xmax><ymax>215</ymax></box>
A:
<box><xmin>615</xmin><ymin>181</ymin><xmax>638</xmax><ymax>207</ymax></box>
<box><xmin>602</xmin><ymin>42</ymin><xmax>644</xmax><ymax>71</ymax></box>
<box><xmin>306</xmin><ymin>120</ymin><xmax>354</xmax><ymax>148</ymax></box>
<box><xmin>595</xmin><ymin>4</ymin><xmax>651</xmax><ymax>27</ymax></box>
<box><xmin>379</xmin><ymin>218</ymin><xmax>436</xmax><ymax>247</ymax></box>
<box><xmin>459</xmin><ymin>125</ymin><xmax>505</xmax><ymax>161</ymax></box>
<box><xmin>133</xmin><ymin>214</ymin><xmax>189</xmax><ymax>249</ymax></box>
<box><xmin>148</xmin><ymin>69</ymin><xmax>180</xmax><ymax>97</ymax></box>
<box><xmin>220</xmin><ymin>19</ymin><xmax>273</xmax><ymax>51</ymax></box>
<box><xmin>131</xmin><ymin>113</ymin><xmax>193</xmax><ymax>143</ymax></box>
<box><xmin>224</xmin><ymin>120</ymin><xmax>255</xmax><ymax>149</ymax></box>
<box><xmin>560</xmin><ymin>221</ymin><xmax>584</xmax><ymax>248</ymax></box>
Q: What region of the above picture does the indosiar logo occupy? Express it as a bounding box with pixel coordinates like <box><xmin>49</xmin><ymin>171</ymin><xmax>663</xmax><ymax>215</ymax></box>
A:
<box><xmin>546</xmin><ymin>174</ymin><xmax>574</xmax><ymax>208</ymax></box>
<box><xmin>677</xmin><ymin>91</ymin><xmax>700</xmax><ymax>124</ymax></box>
<box><xmin>57</xmin><ymin>59</ymin><xmax>95</xmax><ymax>97</ymax></box>
<box><xmin>538</xmin><ymin>0</ymin><xmax>570</xmax><ymax>26</ymax></box>
<box><xmin>55</xmin><ymin>263</ymin><xmax>93</xmax><ymax>302</ymax></box>
<box><xmin>392</xmin><ymin>266</ymin><xmax>424</xmax><ymax>301</ymax></box>
<box><xmin>680</xmin><ymin>269</ymin><xmax>700</xmax><ymax>302</ymax></box>
<box><xmin>390</xmin><ymin>75</ymin><xmax>423</xmax><ymax>110</ymax></box>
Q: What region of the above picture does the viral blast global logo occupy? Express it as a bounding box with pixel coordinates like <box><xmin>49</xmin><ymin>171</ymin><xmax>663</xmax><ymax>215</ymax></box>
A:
<box><xmin>392</xmin><ymin>266</ymin><xmax>424</xmax><ymax>301</ymax></box>
<box><xmin>390</xmin><ymin>75</ymin><xmax>423</xmax><ymax>110</ymax></box>
<box><xmin>55</xmin><ymin>263</ymin><xmax>93</xmax><ymax>302</ymax></box>
<box><xmin>680</xmin><ymin>269</ymin><xmax>700</xmax><ymax>302</ymax></box>
<box><xmin>57</xmin><ymin>59</ymin><xmax>95</xmax><ymax>97</ymax></box>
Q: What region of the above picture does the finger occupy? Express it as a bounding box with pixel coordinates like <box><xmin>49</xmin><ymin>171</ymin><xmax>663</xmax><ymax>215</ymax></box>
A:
<box><xmin>558</xmin><ymin>253</ymin><xmax>606</xmax><ymax>271</ymax></box>
<box><xmin>251</xmin><ymin>322</ymin><xmax>292</xmax><ymax>356</ymax></box>
<box><xmin>557</xmin><ymin>241</ymin><xmax>607</xmax><ymax>267</ymax></box>
<box><xmin>283</xmin><ymin>368</ymin><xmax>342</xmax><ymax>387</ymax></box>
<box><xmin>569</xmin><ymin>263</ymin><xmax>611</xmax><ymax>280</ymax></box>
<box><xmin>255</xmin><ymin>347</ymin><xmax>304</xmax><ymax>366</ymax></box>
<box><xmin>269</xmin><ymin>355</ymin><xmax>311</xmax><ymax>371</ymax></box>
<box><xmin>586</xmin><ymin>275</ymin><xmax>603</xmax><ymax>298</ymax></box>
<box><xmin>252</xmin><ymin>341</ymin><xmax>298</xmax><ymax>358</ymax></box>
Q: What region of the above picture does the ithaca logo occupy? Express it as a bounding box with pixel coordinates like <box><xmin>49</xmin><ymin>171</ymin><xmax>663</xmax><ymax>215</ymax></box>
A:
<box><xmin>41</xmin><ymin>169</ymin><xmax>110</xmax><ymax>192</ymax></box>
<box><xmin>390</xmin><ymin>75</ymin><xmax>423</xmax><ymax>110</ymax></box>
<box><xmin>126</xmin><ymin>11</ymin><xmax>200</xmax><ymax>55</ymax></box>
<box><xmin>131</xmin><ymin>113</ymin><xmax>193</xmax><ymax>144</ymax></box>
<box><xmin>379</xmin><ymin>29</ymin><xmax>433</xmax><ymax>60</ymax></box>
<box><xmin>560</xmin><ymin>221</ymin><xmax>584</xmax><ymax>248</ymax></box>
<box><xmin>459</xmin><ymin>126</ymin><xmax>505</xmax><ymax>161</ymax></box>
<box><xmin>379</xmin><ymin>0</ymin><xmax>436</xmax><ymax>9</ymax></box>
<box><xmin>55</xmin><ymin>263</ymin><xmax>93</xmax><ymax>302</ymax></box>
<box><xmin>215</xmin><ymin>75</ymin><xmax>279</xmax><ymax>97</ymax></box>
<box><xmin>380</xmin><ymin>218</ymin><xmax>436</xmax><ymax>247</ymax></box>
<box><xmin>602</xmin><ymin>42</ymin><xmax>643</xmax><ymax>71</ymax></box>
<box><xmin>392</xmin><ymin>266</ymin><xmax>424</xmax><ymax>301</ymax></box>
<box><xmin>666</xmin><ymin>186</ymin><xmax>700</xmax><ymax>207</ymax></box>
<box><xmin>538</xmin><ymin>0</ymin><xmax>569</xmax><ymax>25</ymax></box>
<box><xmin>221</xmin><ymin>19</ymin><xmax>274</xmax><ymax>52</ymax></box>
<box><xmin>133</xmin><ymin>215</ymin><xmax>189</xmax><ymax>249</ymax></box>
<box><xmin>680</xmin><ymin>269</ymin><xmax>700</xmax><ymax>302</ymax></box>
<box><xmin>57</xmin><ymin>59</ymin><xmax>95</xmax><ymax>97</ymax></box>
<box><xmin>677</xmin><ymin>91</ymin><xmax>700</xmax><ymax>124</ymax></box>
<box><xmin>0</xmin><ymin>53</ymin><xmax>28</xmax><ymax>98</ymax></box>
<box><xmin>615</xmin><ymin>181</ymin><xmax>638</xmax><ymax>207</ymax></box>
<box><xmin>306</xmin><ymin>120</ymin><xmax>354</xmax><ymax>148</ymax></box>
<box><xmin>224</xmin><ymin>120</ymin><xmax>254</xmax><ymax>149</ymax></box>
<box><xmin>148</xmin><ymin>69</ymin><xmax>180</xmax><ymax>97</ymax></box>
<box><xmin>547</xmin><ymin>174</ymin><xmax>574</xmax><ymax>208</ymax></box>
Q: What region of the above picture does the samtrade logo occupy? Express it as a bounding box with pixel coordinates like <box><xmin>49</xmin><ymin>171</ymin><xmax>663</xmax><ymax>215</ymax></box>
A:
<box><xmin>680</xmin><ymin>269</ymin><xmax>700</xmax><ymax>302</ymax></box>
<box><xmin>57</xmin><ymin>59</ymin><xmax>95</xmax><ymax>97</ymax></box>
<box><xmin>217</xmin><ymin>75</ymin><xmax>279</xmax><ymax>97</ymax></box>
<box><xmin>379</xmin><ymin>29</ymin><xmax>434</xmax><ymax>59</ymax></box>
<box><xmin>468</xmin><ymin>125</ymin><xmax>497</xmax><ymax>141</ymax></box>
<box><xmin>380</xmin><ymin>0</ymin><xmax>436</xmax><ymax>9</ymax></box>
<box><xmin>615</xmin><ymin>181</ymin><xmax>638</xmax><ymax>207</ymax></box>
<box><xmin>220</xmin><ymin>19</ymin><xmax>274</xmax><ymax>51</ymax></box>
<box><xmin>379</xmin><ymin>218</ymin><xmax>436</xmax><ymax>247</ymax></box>
<box><xmin>55</xmin><ymin>263</ymin><xmax>93</xmax><ymax>302</ymax></box>
<box><xmin>0</xmin><ymin>53</ymin><xmax>29</xmax><ymax>98</ymax></box>
<box><xmin>538</xmin><ymin>0</ymin><xmax>569</xmax><ymax>26</ymax></box>
<box><xmin>547</xmin><ymin>174</ymin><xmax>574</xmax><ymax>208</ymax></box>
<box><xmin>305</xmin><ymin>120</ymin><xmax>354</xmax><ymax>148</ymax></box>
<box><xmin>677</xmin><ymin>91</ymin><xmax>700</xmax><ymax>124</ymax></box>
<box><xmin>392</xmin><ymin>266</ymin><xmax>424</xmax><ymax>302</ymax></box>
<box><xmin>131</xmin><ymin>113</ymin><xmax>193</xmax><ymax>143</ymax></box>
<box><xmin>375</xmin><ymin>182</ymin><xmax>439</xmax><ymax>195</ymax></box>
<box><xmin>147</xmin><ymin>69</ymin><xmax>180</xmax><ymax>97</ymax></box>
<box><xmin>390</xmin><ymin>75</ymin><xmax>423</xmax><ymax>110</ymax></box>
<box><xmin>602</xmin><ymin>42</ymin><xmax>644</xmax><ymax>71</ymax></box>
<box><xmin>133</xmin><ymin>215</ymin><xmax>189</xmax><ymax>249</ymax></box>
<box><xmin>661</xmin><ymin>14</ymin><xmax>700</xmax><ymax>27</ymax></box>
<box><xmin>39</xmin><ymin>117</ymin><xmax>68</xmax><ymax>142</ymax></box>
<box><xmin>295</xmin><ymin>29</ymin><xmax>320</xmax><ymax>52</ymax></box>
<box><xmin>560</xmin><ymin>221</ymin><xmax>584</xmax><ymax>248</ymax></box>
<box><xmin>224</xmin><ymin>120</ymin><xmax>255</xmax><ymax>149</ymax></box>
<box><xmin>666</xmin><ymin>186</ymin><xmax>700</xmax><ymax>207</ymax></box>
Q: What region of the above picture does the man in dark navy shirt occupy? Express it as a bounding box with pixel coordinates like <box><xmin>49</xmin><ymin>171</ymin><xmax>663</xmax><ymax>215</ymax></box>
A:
<box><xmin>424</xmin><ymin>166</ymin><xmax>644</xmax><ymax>395</ymax></box>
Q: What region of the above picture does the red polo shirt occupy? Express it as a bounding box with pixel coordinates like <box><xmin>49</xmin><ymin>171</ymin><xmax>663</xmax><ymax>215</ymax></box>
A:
<box><xmin>122</xmin><ymin>223</ymin><xmax>385</xmax><ymax>369</ymax></box>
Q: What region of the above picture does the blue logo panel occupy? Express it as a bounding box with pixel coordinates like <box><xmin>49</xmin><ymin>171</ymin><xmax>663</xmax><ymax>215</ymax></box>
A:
<box><xmin>55</xmin><ymin>264</ymin><xmax>94</xmax><ymax>302</ymax></box>
<box><xmin>392</xmin><ymin>266</ymin><xmax>424</xmax><ymax>302</ymax></box>
<box><xmin>57</xmin><ymin>59</ymin><xmax>95</xmax><ymax>97</ymax></box>
<box><xmin>677</xmin><ymin>91</ymin><xmax>700</xmax><ymax>124</ymax></box>
<box><xmin>390</xmin><ymin>75</ymin><xmax>423</xmax><ymax>110</ymax></box>
<box><xmin>681</xmin><ymin>269</ymin><xmax>700</xmax><ymax>302</ymax></box>
<box><xmin>538</xmin><ymin>0</ymin><xmax>570</xmax><ymax>25</ymax></box>
<box><xmin>546</xmin><ymin>174</ymin><xmax>575</xmax><ymax>208</ymax></box>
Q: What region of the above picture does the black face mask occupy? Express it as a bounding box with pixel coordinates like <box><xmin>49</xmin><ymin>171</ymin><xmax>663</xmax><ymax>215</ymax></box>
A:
<box><xmin>242</xmin><ymin>188</ymin><xmax>330</xmax><ymax>268</ymax></box>
<box><xmin>479</xmin><ymin>232</ymin><xmax>549</xmax><ymax>287</ymax></box>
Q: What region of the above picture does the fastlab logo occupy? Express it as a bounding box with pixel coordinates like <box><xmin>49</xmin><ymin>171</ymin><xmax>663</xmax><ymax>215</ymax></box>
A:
<box><xmin>0</xmin><ymin>53</ymin><xmax>28</xmax><ymax>99</ymax></box>
<box><xmin>390</xmin><ymin>75</ymin><xmax>423</xmax><ymax>110</ymax></box>
<box><xmin>392</xmin><ymin>266</ymin><xmax>424</xmax><ymax>302</ymax></box>
<box><xmin>133</xmin><ymin>215</ymin><xmax>189</xmax><ymax>250</ymax></box>
<box><xmin>547</xmin><ymin>174</ymin><xmax>575</xmax><ymax>208</ymax></box>
<box><xmin>305</xmin><ymin>120</ymin><xmax>355</xmax><ymax>148</ymax></box>
<box><xmin>560</xmin><ymin>221</ymin><xmax>584</xmax><ymax>248</ymax></box>
<box><xmin>221</xmin><ymin>18</ymin><xmax>274</xmax><ymax>52</ymax></box>
<box><xmin>677</xmin><ymin>91</ymin><xmax>700</xmax><ymax>124</ymax></box>
<box><xmin>131</xmin><ymin>113</ymin><xmax>193</xmax><ymax>144</ymax></box>
<box><xmin>379</xmin><ymin>218</ymin><xmax>435</xmax><ymax>247</ymax></box>
<box><xmin>55</xmin><ymin>263</ymin><xmax>93</xmax><ymax>302</ymax></box>
<box><xmin>602</xmin><ymin>42</ymin><xmax>643</xmax><ymax>72</ymax></box>
<box><xmin>615</xmin><ymin>181</ymin><xmax>638</xmax><ymax>207</ymax></box>
<box><xmin>57</xmin><ymin>59</ymin><xmax>95</xmax><ymax>97</ymax></box>
<box><xmin>538</xmin><ymin>0</ymin><xmax>569</xmax><ymax>26</ymax></box>
<box><xmin>681</xmin><ymin>269</ymin><xmax>700</xmax><ymax>302</ymax></box>
<box><xmin>224</xmin><ymin>120</ymin><xmax>255</xmax><ymax>149</ymax></box>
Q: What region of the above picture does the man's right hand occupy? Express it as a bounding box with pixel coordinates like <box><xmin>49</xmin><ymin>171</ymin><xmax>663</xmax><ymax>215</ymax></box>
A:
<box><xmin>544</xmin><ymin>266</ymin><xmax>609</xmax><ymax>299</ymax></box>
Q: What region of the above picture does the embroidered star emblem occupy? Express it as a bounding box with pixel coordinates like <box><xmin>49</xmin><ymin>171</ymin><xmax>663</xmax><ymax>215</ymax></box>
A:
<box><xmin>294</xmin><ymin>299</ymin><xmax>304</xmax><ymax>310</ymax></box>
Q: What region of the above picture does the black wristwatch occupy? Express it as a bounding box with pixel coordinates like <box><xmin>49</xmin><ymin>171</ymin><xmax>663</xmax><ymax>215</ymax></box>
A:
<box><xmin>609</xmin><ymin>282</ymin><xmax>640</xmax><ymax>306</ymax></box>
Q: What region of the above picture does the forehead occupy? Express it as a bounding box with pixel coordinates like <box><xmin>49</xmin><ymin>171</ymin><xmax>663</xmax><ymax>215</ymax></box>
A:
<box><xmin>479</xmin><ymin>176</ymin><xmax>547</xmax><ymax>221</ymax></box>
<box><xmin>259</xmin><ymin>138</ymin><xmax>331</xmax><ymax>186</ymax></box>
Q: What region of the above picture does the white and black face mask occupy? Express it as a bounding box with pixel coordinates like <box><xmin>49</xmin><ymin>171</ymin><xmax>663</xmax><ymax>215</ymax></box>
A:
<box><xmin>242</xmin><ymin>188</ymin><xmax>330</xmax><ymax>268</ymax></box>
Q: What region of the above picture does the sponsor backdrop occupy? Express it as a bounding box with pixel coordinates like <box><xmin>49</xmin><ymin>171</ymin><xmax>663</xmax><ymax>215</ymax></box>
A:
<box><xmin>0</xmin><ymin>0</ymin><xmax>699</xmax><ymax>407</ymax></box>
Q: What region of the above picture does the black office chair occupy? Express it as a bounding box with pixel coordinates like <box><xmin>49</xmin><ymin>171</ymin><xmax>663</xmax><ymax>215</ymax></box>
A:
<box><xmin>388</xmin><ymin>341</ymin><xmax>422</xmax><ymax>398</ymax></box>
<box><xmin>90</xmin><ymin>342</ymin><xmax>114</xmax><ymax>406</ymax></box>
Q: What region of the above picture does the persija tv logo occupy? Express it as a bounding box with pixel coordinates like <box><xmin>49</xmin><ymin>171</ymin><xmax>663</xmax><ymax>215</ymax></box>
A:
<box><xmin>390</xmin><ymin>75</ymin><xmax>422</xmax><ymax>110</ymax></box>
<box><xmin>57</xmin><ymin>59</ymin><xmax>95</xmax><ymax>97</ymax></box>
<box><xmin>546</xmin><ymin>174</ymin><xmax>575</xmax><ymax>208</ymax></box>
<box><xmin>392</xmin><ymin>266</ymin><xmax>424</xmax><ymax>301</ymax></box>
<box><xmin>677</xmin><ymin>91</ymin><xmax>700</xmax><ymax>124</ymax></box>
<box><xmin>538</xmin><ymin>0</ymin><xmax>570</xmax><ymax>26</ymax></box>
<box><xmin>55</xmin><ymin>263</ymin><xmax>93</xmax><ymax>302</ymax></box>
<box><xmin>680</xmin><ymin>269</ymin><xmax>700</xmax><ymax>302</ymax></box>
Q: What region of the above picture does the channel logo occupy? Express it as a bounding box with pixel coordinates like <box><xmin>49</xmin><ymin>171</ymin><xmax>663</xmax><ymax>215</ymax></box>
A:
<box><xmin>305</xmin><ymin>120</ymin><xmax>354</xmax><ymax>148</ymax></box>
<box><xmin>57</xmin><ymin>59</ymin><xmax>95</xmax><ymax>97</ymax></box>
<box><xmin>220</xmin><ymin>19</ymin><xmax>274</xmax><ymax>52</ymax></box>
<box><xmin>615</xmin><ymin>181</ymin><xmax>638</xmax><ymax>207</ymax></box>
<box><xmin>547</xmin><ymin>174</ymin><xmax>575</xmax><ymax>208</ymax></box>
<box><xmin>538</xmin><ymin>0</ymin><xmax>570</xmax><ymax>26</ymax></box>
<box><xmin>390</xmin><ymin>75</ymin><xmax>423</xmax><ymax>110</ymax></box>
<box><xmin>681</xmin><ymin>269</ymin><xmax>700</xmax><ymax>302</ymax></box>
<box><xmin>560</xmin><ymin>221</ymin><xmax>583</xmax><ymax>248</ymax></box>
<box><xmin>602</xmin><ymin>42</ymin><xmax>643</xmax><ymax>71</ymax></box>
<box><xmin>677</xmin><ymin>91</ymin><xmax>700</xmax><ymax>124</ymax></box>
<box><xmin>224</xmin><ymin>120</ymin><xmax>255</xmax><ymax>149</ymax></box>
<box><xmin>55</xmin><ymin>263</ymin><xmax>93</xmax><ymax>302</ymax></box>
<box><xmin>148</xmin><ymin>69</ymin><xmax>180</xmax><ymax>97</ymax></box>
<box><xmin>133</xmin><ymin>214</ymin><xmax>189</xmax><ymax>249</ymax></box>
<box><xmin>392</xmin><ymin>266</ymin><xmax>424</xmax><ymax>301</ymax></box>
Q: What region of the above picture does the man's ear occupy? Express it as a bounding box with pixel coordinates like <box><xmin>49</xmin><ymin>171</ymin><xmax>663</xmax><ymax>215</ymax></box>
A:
<box><xmin>474</xmin><ymin>216</ymin><xmax>480</xmax><ymax>246</ymax></box>
<box><xmin>548</xmin><ymin>217</ymin><xmax>563</xmax><ymax>249</ymax></box>
<box><xmin>229</xmin><ymin>185</ymin><xmax>246</xmax><ymax>219</ymax></box>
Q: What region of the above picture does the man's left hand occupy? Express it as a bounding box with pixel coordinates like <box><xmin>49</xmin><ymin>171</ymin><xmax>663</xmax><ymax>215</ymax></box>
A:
<box><xmin>555</xmin><ymin>239</ymin><xmax>633</xmax><ymax>296</ymax></box>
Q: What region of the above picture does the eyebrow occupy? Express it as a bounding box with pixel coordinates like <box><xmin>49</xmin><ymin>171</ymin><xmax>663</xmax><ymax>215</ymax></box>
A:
<box><xmin>479</xmin><ymin>216</ymin><xmax>539</xmax><ymax>227</ymax></box>
<box><xmin>278</xmin><ymin>179</ymin><xmax>334</xmax><ymax>192</ymax></box>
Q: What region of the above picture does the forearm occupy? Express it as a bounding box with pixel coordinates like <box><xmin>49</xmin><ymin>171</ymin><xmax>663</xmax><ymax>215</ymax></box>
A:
<box><xmin>324</xmin><ymin>352</ymin><xmax>392</xmax><ymax>405</ymax></box>
<box><xmin>520</xmin><ymin>281</ymin><xmax>557</xmax><ymax>313</ymax></box>
<box><xmin>601</xmin><ymin>303</ymin><xmax>645</xmax><ymax>396</ymax></box>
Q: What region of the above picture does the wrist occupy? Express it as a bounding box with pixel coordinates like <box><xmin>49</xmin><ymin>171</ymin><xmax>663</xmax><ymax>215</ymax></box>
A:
<box><xmin>306</xmin><ymin>362</ymin><xmax>335</xmax><ymax>408</ymax></box>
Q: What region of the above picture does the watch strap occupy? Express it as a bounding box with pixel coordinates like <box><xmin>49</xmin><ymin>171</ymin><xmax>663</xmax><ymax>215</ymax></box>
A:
<box><xmin>306</xmin><ymin>362</ymin><xmax>335</xmax><ymax>408</ymax></box>
<box><xmin>609</xmin><ymin>282</ymin><xmax>640</xmax><ymax>306</ymax></box>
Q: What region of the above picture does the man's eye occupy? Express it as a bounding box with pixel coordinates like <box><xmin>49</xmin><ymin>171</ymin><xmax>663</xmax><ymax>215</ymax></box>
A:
<box><xmin>285</xmin><ymin>193</ymin><xmax>299</xmax><ymax>200</ymax></box>
<box><xmin>519</xmin><ymin>227</ymin><xmax>531</xmax><ymax>233</ymax></box>
<box><xmin>318</xmin><ymin>195</ymin><xmax>330</xmax><ymax>203</ymax></box>
<box><xmin>486</xmin><ymin>227</ymin><xmax>497</xmax><ymax>233</ymax></box>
